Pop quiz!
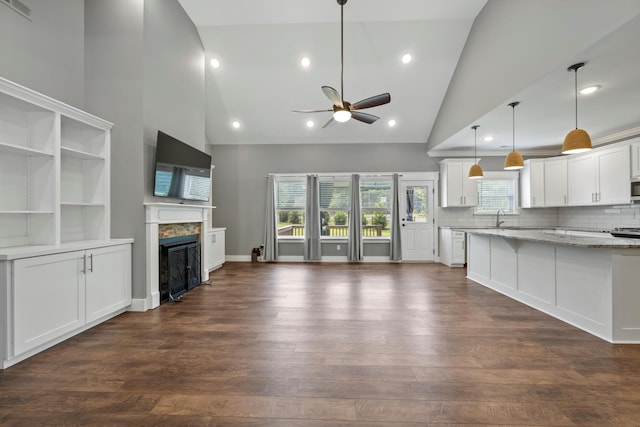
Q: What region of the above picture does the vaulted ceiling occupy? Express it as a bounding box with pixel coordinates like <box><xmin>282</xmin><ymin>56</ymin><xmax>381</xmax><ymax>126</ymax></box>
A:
<box><xmin>179</xmin><ymin>0</ymin><xmax>640</xmax><ymax>157</ymax></box>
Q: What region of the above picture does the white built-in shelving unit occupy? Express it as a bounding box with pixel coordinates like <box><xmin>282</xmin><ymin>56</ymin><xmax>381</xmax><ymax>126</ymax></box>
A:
<box><xmin>0</xmin><ymin>77</ymin><xmax>132</xmax><ymax>369</ymax></box>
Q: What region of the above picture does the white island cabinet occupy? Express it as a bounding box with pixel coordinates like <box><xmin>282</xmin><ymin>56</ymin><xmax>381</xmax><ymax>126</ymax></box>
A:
<box><xmin>465</xmin><ymin>228</ymin><xmax>640</xmax><ymax>343</ymax></box>
<box><xmin>0</xmin><ymin>77</ymin><xmax>133</xmax><ymax>368</ymax></box>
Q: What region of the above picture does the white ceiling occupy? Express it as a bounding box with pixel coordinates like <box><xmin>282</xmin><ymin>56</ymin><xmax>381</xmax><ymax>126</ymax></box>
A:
<box><xmin>179</xmin><ymin>0</ymin><xmax>640</xmax><ymax>155</ymax></box>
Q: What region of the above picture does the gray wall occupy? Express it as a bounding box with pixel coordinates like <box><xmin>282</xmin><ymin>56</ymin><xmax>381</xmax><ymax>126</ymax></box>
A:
<box><xmin>210</xmin><ymin>142</ymin><xmax>438</xmax><ymax>256</ymax></box>
<box><xmin>85</xmin><ymin>0</ymin><xmax>146</xmax><ymax>299</ymax></box>
<box><xmin>0</xmin><ymin>0</ymin><xmax>85</xmax><ymax>107</ymax></box>
<box><xmin>85</xmin><ymin>0</ymin><xmax>205</xmax><ymax>300</ymax></box>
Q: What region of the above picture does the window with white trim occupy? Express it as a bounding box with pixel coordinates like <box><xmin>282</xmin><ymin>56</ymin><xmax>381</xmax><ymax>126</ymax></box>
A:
<box><xmin>474</xmin><ymin>171</ymin><xmax>519</xmax><ymax>215</ymax></box>
<box><xmin>360</xmin><ymin>177</ymin><xmax>392</xmax><ymax>238</ymax></box>
<box><xmin>319</xmin><ymin>177</ymin><xmax>351</xmax><ymax>238</ymax></box>
<box><xmin>276</xmin><ymin>178</ymin><xmax>306</xmax><ymax>237</ymax></box>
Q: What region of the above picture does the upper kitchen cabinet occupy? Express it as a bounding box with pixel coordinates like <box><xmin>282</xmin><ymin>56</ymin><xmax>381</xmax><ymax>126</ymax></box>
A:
<box><xmin>520</xmin><ymin>159</ymin><xmax>545</xmax><ymax>208</ymax></box>
<box><xmin>567</xmin><ymin>144</ymin><xmax>630</xmax><ymax>206</ymax></box>
<box><xmin>439</xmin><ymin>159</ymin><xmax>478</xmax><ymax>207</ymax></box>
<box><xmin>631</xmin><ymin>138</ymin><xmax>640</xmax><ymax>179</ymax></box>
<box><xmin>544</xmin><ymin>157</ymin><xmax>568</xmax><ymax>207</ymax></box>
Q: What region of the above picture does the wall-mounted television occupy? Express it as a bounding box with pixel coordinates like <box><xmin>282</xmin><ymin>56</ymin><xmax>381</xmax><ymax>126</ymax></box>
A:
<box><xmin>153</xmin><ymin>131</ymin><xmax>212</xmax><ymax>202</ymax></box>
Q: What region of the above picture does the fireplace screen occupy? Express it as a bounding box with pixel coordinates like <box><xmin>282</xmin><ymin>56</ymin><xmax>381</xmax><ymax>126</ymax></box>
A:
<box><xmin>159</xmin><ymin>234</ymin><xmax>201</xmax><ymax>302</ymax></box>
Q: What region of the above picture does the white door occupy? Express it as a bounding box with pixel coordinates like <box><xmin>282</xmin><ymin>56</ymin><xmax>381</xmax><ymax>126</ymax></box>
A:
<box><xmin>400</xmin><ymin>180</ymin><xmax>435</xmax><ymax>261</ymax></box>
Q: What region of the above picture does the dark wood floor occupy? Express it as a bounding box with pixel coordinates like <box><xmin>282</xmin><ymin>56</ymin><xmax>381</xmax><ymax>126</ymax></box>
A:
<box><xmin>2</xmin><ymin>262</ymin><xmax>640</xmax><ymax>426</ymax></box>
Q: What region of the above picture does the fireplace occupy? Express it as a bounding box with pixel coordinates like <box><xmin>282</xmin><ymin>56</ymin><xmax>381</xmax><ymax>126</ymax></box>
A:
<box><xmin>142</xmin><ymin>203</ymin><xmax>214</xmax><ymax>311</ymax></box>
<box><xmin>159</xmin><ymin>234</ymin><xmax>201</xmax><ymax>302</ymax></box>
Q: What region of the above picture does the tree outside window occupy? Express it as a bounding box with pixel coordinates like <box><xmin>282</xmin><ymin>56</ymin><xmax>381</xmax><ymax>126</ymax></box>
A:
<box><xmin>360</xmin><ymin>178</ymin><xmax>392</xmax><ymax>237</ymax></box>
<box><xmin>276</xmin><ymin>179</ymin><xmax>306</xmax><ymax>237</ymax></box>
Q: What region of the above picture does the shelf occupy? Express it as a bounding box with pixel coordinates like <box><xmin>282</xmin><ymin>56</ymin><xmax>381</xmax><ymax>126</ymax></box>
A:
<box><xmin>61</xmin><ymin>203</ymin><xmax>105</xmax><ymax>208</ymax></box>
<box><xmin>0</xmin><ymin>77</ymin><xmax>113</xmax><ymax>250</ymax></box>
<box><xmin>0</xmin><ymin>142</ymin><xmax>54</xmax><ymax>158</ymax></box>
<box><xmin>0</xmin><ymin>210</ymin><xmax>55</xmax><ymax>214</ymax></box>
<box><xmin>61</xmin><ymin>146</ymin><xmax>105</xmax><ymax>161</ymax></box>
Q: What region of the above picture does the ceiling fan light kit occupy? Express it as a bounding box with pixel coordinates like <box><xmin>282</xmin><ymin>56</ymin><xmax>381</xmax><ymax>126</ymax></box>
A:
<box><xmin>504</xmin><ymin>101</ymin><xmax>524</xmax><ymax>170</ymax></box>
<box><xmin>468</xmin><ymin>125</ymin><xmax>483</xmax><ymax>179</ymax></box>
<box><xmin>292</xmin><ymin>0</ymin><xmax>390</xmax><ymax>128</ymax></box>
<box><xmin>562</xmin><ymin>62</ymin><xmax>592</xmax><ymax>154</ymax></box>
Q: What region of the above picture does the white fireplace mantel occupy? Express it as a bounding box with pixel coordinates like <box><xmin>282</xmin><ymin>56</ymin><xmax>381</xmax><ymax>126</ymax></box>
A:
<box><xmin>135</xmin><ymin>203</ymin><xmax>215</xmax><ymax>311</ymax></box>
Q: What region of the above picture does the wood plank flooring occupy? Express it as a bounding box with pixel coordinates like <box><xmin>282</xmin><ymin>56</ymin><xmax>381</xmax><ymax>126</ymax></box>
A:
<box><xmin>2</xmin><ymin>262</ymin><xmax>640</xmax><ymax>425</ymax></box>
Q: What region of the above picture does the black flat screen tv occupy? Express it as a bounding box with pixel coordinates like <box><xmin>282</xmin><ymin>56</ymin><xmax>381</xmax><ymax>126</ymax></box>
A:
<box><xmin>153</xmin><ymin>131</ymin><xmax>212</xmax><ymax>202</ymax></box>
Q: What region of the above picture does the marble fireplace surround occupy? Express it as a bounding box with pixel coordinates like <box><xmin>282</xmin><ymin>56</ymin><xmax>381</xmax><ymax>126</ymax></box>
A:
<box><xmin>138</xmin><ymin>203</ymin><xmax>214</xmax><ymax>311</ymax></box>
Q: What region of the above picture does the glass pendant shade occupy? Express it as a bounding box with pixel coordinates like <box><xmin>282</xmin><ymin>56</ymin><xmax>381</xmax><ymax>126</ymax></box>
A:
<box><xmin>504</xmin><ymin>150</ymin><xmax>524</xmax><ymax>170</ymax></box>
<box><xmin>468</xmin><ymin>163</ymin><xmax>484</xmax><ymax>179</ymax></box>
<box><xmin>563</xmin><ymin>63</ymin><xmax>592</xmax><ymax>154</ymax></box>
<box><xmin>333</xmin><ymin>109</ymin><xmax>352</xmax><ymax>123</ymax></box>
<box><xmin>468</xmin><ymin>124</ymin><xmax>483</xmax><ymax>179</ymax></box>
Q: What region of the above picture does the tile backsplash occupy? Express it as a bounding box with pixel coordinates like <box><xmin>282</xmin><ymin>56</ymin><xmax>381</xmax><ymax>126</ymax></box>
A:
<box><xmin>438</xmin><ymin>204</ymin><xmax>640</xmax><ymax>231</ymax></box>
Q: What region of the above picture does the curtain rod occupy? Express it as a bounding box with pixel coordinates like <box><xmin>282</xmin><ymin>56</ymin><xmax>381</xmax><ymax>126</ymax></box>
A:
<box><xmin>266</xmin><ymin>172</ymin><xmax>402</xmax><ymax>178</ymax></box>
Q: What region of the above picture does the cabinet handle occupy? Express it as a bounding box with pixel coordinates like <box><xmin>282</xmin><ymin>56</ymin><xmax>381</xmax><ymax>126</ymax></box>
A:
<box><xmin>564</xmin><ymin>195</ymin><xmax>567</xmax><ymax>204</ymax></box>
<box><xmin>89</xmin><ymin>254</ymin><xmax>94</xmax><ymax>273</ymax></box>
<box><xmin>82</xmin><ymin>255</ymin><xmax>86</xmax><ymax>274</ymax></box>
<box><xmin>460</xmin><ymin>196</ymin><xmax>463</xmax><ymax>205</ymax></box>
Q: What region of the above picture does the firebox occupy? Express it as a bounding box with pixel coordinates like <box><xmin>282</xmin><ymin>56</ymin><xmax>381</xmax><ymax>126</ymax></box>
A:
<box><xmin>158</xmin><ymin>234</ymin><xmax>201</xmax><ymax>302</ymax></box>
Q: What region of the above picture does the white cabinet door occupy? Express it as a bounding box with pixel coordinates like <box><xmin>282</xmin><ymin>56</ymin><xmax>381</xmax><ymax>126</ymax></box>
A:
<box><xmin>85</xmin><ymin>244</ymin><xmax>131</xmax><ymax>323</ymax></box>
<box><xmin>567</xmin><ymin>153</ymin><xmax>597</xmax><ymax>205</ymax></box>
<box><xmin>12</xmin><ymin>251</ymin><xmax>86</xmax><ymax>356</ymax></box>
<box><xmin>632</xmin><ymin>141</ymin><xmax>640</xmax><ymax>179</ymax></box>
<box><xmin>521</xmin><ymin>159</ymin><xmax>545</xmax><ymax>207</ymax></box>
<box><xmin>440</xmin><ymin>160</ymin><xmax>478</xmax><ymax>207</ymax></box>
<box><xmin>207</xmin><ymin>229</ymin><xmax>226</xmax><ymax>271</ymax></box>
<box><xmin>544</xmin><ymin>157</ymin><xmax>568</xmax><ymax>206</ymax></box>
<box><xmin>597</xmin><ymin>145</ymin><xmax>630</xmax><ymax>205</ymax></box>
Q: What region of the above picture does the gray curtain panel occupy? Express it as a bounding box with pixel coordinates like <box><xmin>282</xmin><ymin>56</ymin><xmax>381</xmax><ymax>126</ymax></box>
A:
<box><xmin>304</xmin><ymin>174</ymin><xmax>321</xmax><ymax>261</ymax></box>
<box><xmin>262</xmin><ymin>175</ymin><xmax>278</xmax><ymax>261</ymax></box>
<box><xmin>348</xmin><ymin>173</ymin><xmax>363</xmax><ymax>262</ymax></box>
<box><xmin>390</xmin><ymin>173</ymin><xmax>402</xmax><ymax>261</ymax></box>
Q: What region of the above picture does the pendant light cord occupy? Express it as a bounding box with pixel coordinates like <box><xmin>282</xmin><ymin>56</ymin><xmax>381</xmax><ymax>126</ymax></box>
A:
<box><xmin>340</xmin><ymin>2</ymin><xmax>344</xmax><ymax>105</ymax></box>
<box><xmin>573</xmin><ymin>67</ymin><xmax>578</xmax><ymax>130</ymax></box>
<box><xmin>512</xmin><ymin>104</ymin><xmax>515</xmax><ymax>151</ymax></box>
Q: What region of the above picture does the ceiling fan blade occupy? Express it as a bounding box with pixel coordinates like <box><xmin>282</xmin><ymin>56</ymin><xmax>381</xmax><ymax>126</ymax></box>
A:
<box><xmin>292</xmin><ymin>109</ymin><xmax>332</xmax><ymax>113</ymax></box>
<box><xmin>351</xmin><ymin>111</ymin><xmax>379</xmax><ymax>124</ymax></box>
<box><xmin>351</xmin><ymin>93</ymin><xmax>391</xmax><ymax>110</ymax></box>
<box><xmin>322</xmin><ymin>117</ymin><xmax>337</xmax><ymax>128</ymax></box>
<box><xmin>321</xmin><ymin>86</ymin><xmax>343</xmax><ymax>107</ymax></box>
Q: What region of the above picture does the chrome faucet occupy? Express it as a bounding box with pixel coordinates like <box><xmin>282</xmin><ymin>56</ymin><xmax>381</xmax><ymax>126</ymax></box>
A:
<box><xmin>496</xmin><ymin>209</ymin><xmax>505</xmax><ymax>227</ymax></box>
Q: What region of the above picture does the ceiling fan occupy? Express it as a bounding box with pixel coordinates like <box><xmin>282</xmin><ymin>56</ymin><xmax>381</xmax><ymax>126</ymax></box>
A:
<box><xmin>293</xmin><ymin>0</ymin><xmax>391</xmax><ymax>128</ymax></box>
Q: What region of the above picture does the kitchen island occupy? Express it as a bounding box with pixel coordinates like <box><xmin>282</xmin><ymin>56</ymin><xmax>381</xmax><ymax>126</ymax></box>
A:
<box><xmin>462</xmin><ymin>228</ymin><xmax>640</xmax><ymax>343</ymax></box>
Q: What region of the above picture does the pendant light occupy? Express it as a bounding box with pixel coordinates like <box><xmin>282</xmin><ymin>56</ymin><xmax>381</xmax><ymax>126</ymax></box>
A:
<box><xmin>562</xmin><ymin>62</ymin><xmax>592</xmax><ymax>154</ymax></box>
<box><xmin>468</xmin><ymin>125</ymin><xmax>483</xmax><ymax>179</ymax></box>
<box><xmin>504</xmin><ymin>101</ymin><xmax>524</xmax><ymax>170</ymax></box>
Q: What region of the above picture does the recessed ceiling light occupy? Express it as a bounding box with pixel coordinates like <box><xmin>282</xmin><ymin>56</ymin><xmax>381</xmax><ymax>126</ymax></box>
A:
<box><xmin>484</xmin><ymin>135</ymin><xmax>494</xmax><ymax>142</ymax></box>
<box><xmin>306</xmin><ymin>120</ymin><xmax>314</xmax><ymax>128</ymax></box>
<box><xmin>401</xmin><ymin>54</ymin><xmax>412</xmax><ymax>64</ymax></box>
<box><xmin>231</xmin><ymin>121</ymin><xmax>240</xmax><ymax>129</ymax></box>
<box><xmin>300</xmin><ymin>57</ymin><xmax>311</xmax><ymax>68</ymax></box>
<box><xmin>388</xmin><ymin>119</ymin><xmax>397</xmax><ymax>127</ymax></box>
<box><xmin>580</xmin><ymin>85</ymin><xmax>600</xmax><ymax>95</ymax></box>
<box><xmin>210</xmin><ymin>58</ymin><xmax>220</xmax><ymax>69</ymax></box>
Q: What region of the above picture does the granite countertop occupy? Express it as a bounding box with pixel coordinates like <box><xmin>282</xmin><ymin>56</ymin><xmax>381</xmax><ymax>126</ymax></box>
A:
<box><xmin>458</xmin><ymin>228</ymin><xmax>640</xmax><ymax>248</ymax></box>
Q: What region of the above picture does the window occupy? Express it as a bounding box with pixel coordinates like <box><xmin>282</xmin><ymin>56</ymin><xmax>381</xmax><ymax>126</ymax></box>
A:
<box><xmin>319</xmin><ymin>178</ymin><xmax>351</xmax><ymax>237</ymax></box>
<box><xmin>276</xmin><ymin>178</ymin><xmax>306</xmax><ymax>237</ymax></box>
<box><xmin>360</xmin><ymin>177</ymin><xmax>392</xmax><ymax>238</ymax></box>
<box><xmin>474</xmin><ymin>171</ymin><xmax>519</xmax><ymax>215</ymax></box>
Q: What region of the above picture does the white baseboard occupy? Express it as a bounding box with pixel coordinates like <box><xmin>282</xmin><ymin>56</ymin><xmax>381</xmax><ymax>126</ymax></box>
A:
<box><xmin>128</xmin><ymin>298</ymin><xmax>150</xmax><ymax>312</ymax></box>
